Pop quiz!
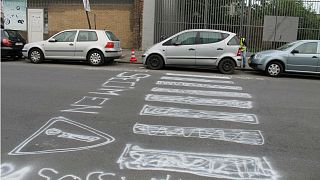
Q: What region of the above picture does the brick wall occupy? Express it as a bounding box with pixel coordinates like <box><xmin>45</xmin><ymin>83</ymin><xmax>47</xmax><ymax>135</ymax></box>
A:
<box><xmin>47</xmin><ymin>3</ymin><xmax>141</xmax><ymax>49</ymax></box>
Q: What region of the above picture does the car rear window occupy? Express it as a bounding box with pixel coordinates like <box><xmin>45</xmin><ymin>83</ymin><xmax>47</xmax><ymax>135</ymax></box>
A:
<box><xmin>4</xmin><ymin>30</ymin><xmax>22</xmax><ymax>38</ymax></box>
<box><xmin>105</xmin><ymin>31</ymin><xmax>119</xmax><ymax>41</ymax></box>
<box><xmin>227</xmin><ymin>36</ymin><xmax>240</xmax><ymax>45</ymax></box>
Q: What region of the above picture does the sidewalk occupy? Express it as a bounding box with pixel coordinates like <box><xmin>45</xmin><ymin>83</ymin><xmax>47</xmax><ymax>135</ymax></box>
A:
<box><xmin>116</xmin><ymin>49</ymin><xmax>254</xmax><ymax>71</ymax></box>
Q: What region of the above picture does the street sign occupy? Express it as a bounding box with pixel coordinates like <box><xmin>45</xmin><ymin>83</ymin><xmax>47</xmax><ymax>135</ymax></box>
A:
<box><xmin>83</xmin><ymin>0</ymin><xmax>91</xmax><ymax>12</ymax></box>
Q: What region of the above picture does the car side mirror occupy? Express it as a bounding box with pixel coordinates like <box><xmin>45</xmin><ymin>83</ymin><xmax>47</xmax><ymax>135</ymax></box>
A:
<box><xmin>291</xmin><ymin>49</ymin><xmax>299</xmax><ymax>54</ymax></box>
<box><xmin>48</xmin><ymin>38</ymin><xmax>57</xmax><ymax>42</ymax></box>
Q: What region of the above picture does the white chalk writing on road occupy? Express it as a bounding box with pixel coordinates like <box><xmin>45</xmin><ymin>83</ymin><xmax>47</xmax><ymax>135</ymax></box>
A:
<box><xmin>140</xmin><ymin>105</ymin><xmax>259</xmax><ymax>124</ymax></box>
<box><xmin>151</xmin><ymin>87</ymin><xmax>252</xmax><ymax>98</ymax></box>
<box><xmin>145</xmin><ymin>94</ymin><xmax>253</xmax><ymax>109</ymax></box>
<box><xmin>118</xmin><ymin>144</ymin><xmax>279</xmax><ymax>179</ymax></box>
<box><xmin>133</xmin><ymin>123</ymin><xmax>264</xmax><ymax>145</ymax></box>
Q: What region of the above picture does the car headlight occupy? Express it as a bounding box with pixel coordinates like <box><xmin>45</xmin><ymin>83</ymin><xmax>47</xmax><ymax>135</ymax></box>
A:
<box><xmin>254</xmin><ymin>54</ymin><xmax>264</xmax><ymax>59</ymax></box>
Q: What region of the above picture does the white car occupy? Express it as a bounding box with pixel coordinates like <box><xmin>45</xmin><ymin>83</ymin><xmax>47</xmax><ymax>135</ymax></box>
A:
<box><xmin>142</xmin><ymin>29</ymin><xmax>241</xmax><ymax>74</ymax></box>
<box><xmin>22</xmin><ymin>29</ymin><xmax>122</xmax><ymax>66</ymax></box>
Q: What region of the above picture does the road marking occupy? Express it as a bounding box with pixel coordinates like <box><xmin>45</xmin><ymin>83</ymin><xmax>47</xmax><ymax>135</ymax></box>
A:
<box><xmin>140</xmin><ymin>105</ymin><xmax>259</xmax><ymax>124</ymax></box>
<box><xmin>133</xmin><ymin>123</ymin><xmax>264</xmax><ymax>145</ymax></box>
<box><xmin>151</xmin><ymin>87</ymin><xmax>252</xmax><ymax>98</ymax></box>
<box><xmin>156</xmin><ymin>81</ymin><xmax>243</xmax><ymax>90</ymax></box>
<box><xmin>118</xmin><ymin>144</ymin><xmax>278</xmax><ymax>179</ymax></box>
<box><xmin>161</xmin><ymin>76</ymin><xmax>234</xmax><ymax>84</ymax></box>
<box><xmin>145</xmin><ymin>94</ymin><xmax>252</xmax><ymax>109</ymax></box>
<box><xmin>8</xmin><ymin>116</ymin><xmax>115</xmax><ymax>155</ymax></box>
<box><xmin>166</xmin><ymin>73</ymin><xmax>231</xmax><ymax>79</ymax></box>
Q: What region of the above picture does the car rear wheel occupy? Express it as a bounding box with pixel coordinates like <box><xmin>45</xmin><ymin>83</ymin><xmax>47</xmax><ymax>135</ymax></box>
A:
<box><xmin>266</xmin><ymin>62</ymin><xmax>283</xmax><ymax>77</ymax></box>
<box><xmin>146</xmin><ymin>54</ymin><xmax>164</xmax><ymax>70</ymax></box>
<box><xmin>29</xmin><ymin>48</ymin><xmax>44</xmax><ymax>64</ymax></box>
<box><xmin>88</xmin><ymin>50</ymin><xmax>104</xmax><ymax>66</ymax></box>
<box><xmin>218</xmin><ymin>58</ymin><xmax>235</xmax><ymax>74</ymax></box>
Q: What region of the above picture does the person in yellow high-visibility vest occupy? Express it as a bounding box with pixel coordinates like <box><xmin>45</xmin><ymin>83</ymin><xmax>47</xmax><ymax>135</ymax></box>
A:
<box><xmin>240</xmin><ymin>37</ymin><xmax>247</xmax><ymax>68</ymax></box>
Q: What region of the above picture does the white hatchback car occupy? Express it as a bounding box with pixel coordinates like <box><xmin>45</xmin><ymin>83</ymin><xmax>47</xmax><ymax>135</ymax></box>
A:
<box><xmin>142</xmin><ymin>29</ymin><xmax>241</xmax><ymax>74</ymax></box>
<box><xmin>22</xmin><ymin>29</ymin><xmax>122</xmax><ymax>66</ymax></box>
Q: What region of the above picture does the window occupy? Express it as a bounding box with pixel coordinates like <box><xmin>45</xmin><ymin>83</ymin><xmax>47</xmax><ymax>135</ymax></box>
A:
<box><xmin>228</xmin><ymin>36</ymin><xmax>240</xmax><ymax>45</ymax></box>
<box><xmin>52</xmin><ymin>31</ymin><xmax>77</xmax><ymax>42</ymax></box>
<box><xmin>294</xmin><ymin>42</ymin><xmax>318</xmax><ymax>54</ymax></box>
<box><xmin>105</xmin><ymin>31</ymin><xmax>119</xmax><ymax>41</ymax></box>
<box><xmin>77</xmin><ymin>31</ymin><xmax>98</xmax><ymax>42</ymax></box>
<box><xmin>198</xmin><ymin>32</ymin><xmax>227</xmax><ymax>44</ymax></box>
<box><xmin>172</xmin><ymin>32</ymin><xmax>197</xmax><ymax>45</ymax></box>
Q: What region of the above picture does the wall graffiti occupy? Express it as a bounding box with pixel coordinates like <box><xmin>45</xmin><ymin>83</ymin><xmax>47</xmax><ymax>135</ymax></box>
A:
<box><xmin>160</xmin><ymin>76</ymin><xmax>234</xmax><ymax>84</ymax></box>
<box><xmin>8</xmin><ymin>116</ymin><xmax>115</xmax><ymax>155</ymax></box>
<box><xmin>156</xmin><ymin>81</ymin><xmax>243</xmax><ymax>90</ymax></box>
<box><xmin>140</xmin><ymin>105</ymin><xmax>259</xmax><ymax>124</ymax></box>
<box><xmin>145</xmin><ymin>94</ymin><xmax>253</xmax><ymax>109</ymax></box>
<box><xmin>0</xmin><ymin>163</ymin><xmax>32</xmax><ymax>180</ymax></box>
<box><xmin>151</xmin><ymin>88</ymin><xmax>252</xmax><ymax>99</ymax></box>
<box><xmin>133</xmin><ymin>123</ymin><xmax>264</xmax><ymax>145</ymax></box>
<box><xmin>118</xmin><ymin>144</ymin><xmax>279</xmax><ymax>179</ymax></box>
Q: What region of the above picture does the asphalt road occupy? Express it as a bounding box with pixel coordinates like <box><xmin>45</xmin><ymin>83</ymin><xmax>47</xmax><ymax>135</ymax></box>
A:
<box><xmin>1</xmin><ymin>60</ymin><xmax>320</xmax><ymax>180</ymax></box>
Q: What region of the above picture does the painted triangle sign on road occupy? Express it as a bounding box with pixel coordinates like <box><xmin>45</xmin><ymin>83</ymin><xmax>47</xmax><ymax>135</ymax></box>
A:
<box><xmin>8</xmin><ymin>116</ymin><xmax>115</xmax><ymax>155</ymax></box>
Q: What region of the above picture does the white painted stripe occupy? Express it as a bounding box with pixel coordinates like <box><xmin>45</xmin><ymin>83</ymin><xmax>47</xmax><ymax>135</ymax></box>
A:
<box><xmin>140</xmin><ymin>105</ymin><xmax>259</xmax><ymax>124</ymax></box>
<box><xmin>166</xmin><ymin>73</ymin><xmax>231</xmax><ymax>79</ymax></box>
<box><xmin>151</xmin><ymin>87</ymin><xmax>252</xmax><ymax>99</ymax></box>
<box><xmin>156</xmin><ymin>81</ymin><xmax>243</xmax><ymax>90</ymax></box>
<box><xmin>133</xmin><ymin>123</ymin><xmax>264</xmax><ymax>145</ymax></box>
<box><xmin>145</xmin><ymin>94</ymin><xmax>253</xmax><ymax>109</ymax></box>
<box><xmin>118</xmin><ymin>144</ymin><xmax>279</xmax><ymax>179</ymax></box>
<box><xmin>161</xmin><ymin>76</ymin><xmax>234</xmax><ymax>84</ymax></box>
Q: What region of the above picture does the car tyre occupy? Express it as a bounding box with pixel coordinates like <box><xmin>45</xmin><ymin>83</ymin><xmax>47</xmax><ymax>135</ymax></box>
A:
<box><xmin>88</xmin><ymin>50</ymin><xmax>105</xmax><ymax>66</ymax></box>
<box><xmin>218</xmin><ymin>58</ymin><xmax>235</xmax><ymax>74</ymax></box>
<box><xmin>266</xmin><ymin>61</ymin><xmax>283</xmax><ymax>77</ymax></box>
<box><xmin>146</xmin><ymin>54</ymin><xmax>164</xmax><ymax>70</ymax></box>
<box><xmin>29</xmin><ymin>48</ymin><xmax>44</xmax><ymax>64</ymax></box>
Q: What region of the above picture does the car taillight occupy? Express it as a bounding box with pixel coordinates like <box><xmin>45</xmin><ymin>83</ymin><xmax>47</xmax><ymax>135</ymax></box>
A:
<box><xmin>2</xmin><ymin>38</ymin><xmax>12</xmax><ymax>46</ymax></box>
<box><xmin>237</xmin><ymin>48</ymin><xmax>241</xmax><ymax>56</ymax></box>
<box><xmin>105</xmin><ymin>42</ymin><xmax>114</xmax><ymax>48</ymax></box>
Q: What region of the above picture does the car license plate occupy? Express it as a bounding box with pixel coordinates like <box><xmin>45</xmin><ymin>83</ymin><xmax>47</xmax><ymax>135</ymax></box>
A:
<box><xmin>15</xmin><ymin>42</ymin><xmax>23</xmax><ymax>46</ymax></box>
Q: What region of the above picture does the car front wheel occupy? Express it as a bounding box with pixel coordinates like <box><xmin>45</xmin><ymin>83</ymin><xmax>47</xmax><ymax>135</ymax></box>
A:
<box><xmin>218</xmin><ymin>58</ymin><xmax>235</xmax><ymax>74</ymax></box>
<box><xmin>146</xmin><ymin>54</ymin><xmax>164</xmax><ymax>70</ymax></box>
<box><xmin>88</xmin><ymin>50</ymin><xmax>104</xmax><ymax>66</ymax></box>
<box><xmin>29</xmin><ymin>48</ymin><xmax>44</xmax><ymax>64</ymax></box>
<box><xmin>266</xmin><ymin>62</ymin><xmax>283</xmax><ymax>77</ymax></box>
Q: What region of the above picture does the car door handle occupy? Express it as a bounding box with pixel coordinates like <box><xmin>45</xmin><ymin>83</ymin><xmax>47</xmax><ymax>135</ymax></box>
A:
<box><xmin>188</xmin><ymin>48</ymin><xmax>195</xmax><ymax>51</ymax></box>
<box><xmin>69</xmin><ymin>43</ymin><xmax>74</xmax><ymax>46</ymax></box>
<box><xmin>217</xmin><ymin>48</ymin><xmax>224</xmax><ymax>50</ymax></box>
<box><xmin>312</xmin><ymin>56</ymin><xmax>318</xmax><ymax>58</ymax></box>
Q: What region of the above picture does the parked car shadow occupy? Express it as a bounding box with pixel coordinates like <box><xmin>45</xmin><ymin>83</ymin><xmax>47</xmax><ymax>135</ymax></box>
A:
<box><xmin>245</xmin><ymin>70</ymin><xmax>320</xmax><ymax>80</ymax></box>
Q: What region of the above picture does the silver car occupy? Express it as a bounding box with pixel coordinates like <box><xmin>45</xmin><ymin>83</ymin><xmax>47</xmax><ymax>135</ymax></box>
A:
<box><xmin>22</xmin><ymin>29</ymin><xmax>122</xmax><ymax>66</ymax></box>
<box><xmin>142</xmin><ymin>29</ymin><xmax>241</xmax><ymax>74</ymax></box>
<box><xmin>249</xmin><ymin>40</ymin><xmax>320</xmax><ymax>77</ymax></box>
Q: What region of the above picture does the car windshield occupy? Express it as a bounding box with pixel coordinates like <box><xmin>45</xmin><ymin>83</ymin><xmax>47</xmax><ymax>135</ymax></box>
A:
<box><xmin>277</xmin><ymin>41</ymin><xmax>299</xmax><ymax>51</ymax></box>
<box><xmin>105</xmin><ymin>31</ymin><xmax>119</xmax><ymax>41</ymax></box>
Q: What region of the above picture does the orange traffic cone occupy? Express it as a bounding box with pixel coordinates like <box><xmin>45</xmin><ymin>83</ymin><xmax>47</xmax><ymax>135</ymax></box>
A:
<box><xmin>130</xmin><ymin>48</ymin><xmax>137</xmax><ymax>63</ymax></box>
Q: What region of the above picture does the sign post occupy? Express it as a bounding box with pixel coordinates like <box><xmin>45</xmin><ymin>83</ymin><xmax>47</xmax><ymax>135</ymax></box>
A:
<box><xmin>83</xmin><ymin>0</ymin><xmax>91</xmax><ymax>29</ymax></box>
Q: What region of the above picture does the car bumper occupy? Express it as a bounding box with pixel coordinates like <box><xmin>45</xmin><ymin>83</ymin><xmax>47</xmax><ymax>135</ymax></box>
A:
<box><xmin>104</xmin><ymin>50</ymin><xmax>122</xmax><ymax>59</ymax></box>
<box><xmin>1</xmin><ymin>47</ymin><xmax>23</xmax><ymax>57</ymax></box>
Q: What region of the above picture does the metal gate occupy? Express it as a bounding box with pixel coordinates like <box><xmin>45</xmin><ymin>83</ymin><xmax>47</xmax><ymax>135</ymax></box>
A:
<box><xmin>154</xmin><ymin>0</ymin><xmax>320</xmax><ymax>52</ymax></box>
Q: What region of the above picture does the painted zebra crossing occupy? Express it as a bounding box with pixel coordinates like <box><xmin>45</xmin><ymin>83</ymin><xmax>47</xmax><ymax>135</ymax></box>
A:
<box><xmin>118</xmin><ymin>73</ymin><xmax>279</xmax><ymax>179</ymax></box>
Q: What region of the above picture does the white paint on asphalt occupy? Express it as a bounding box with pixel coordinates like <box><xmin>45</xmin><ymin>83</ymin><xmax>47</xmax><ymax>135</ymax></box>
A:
<box><xmin>165</xmin><ymin>73</ymin><xmax>231</xmax><ymax>79</ymax></box>
<box><xmin>0</xmin><ymin>163</ymin><xmax>32</xmax><ymax>180</ymax></box>
<box><xmin>145</xmin><ymin>94</ymin><xmax>253</xmax><ymax>109</ymax></box>
<box><xmin>118</xmin><ymin>144</ymin><xmax>279</xmax><ymax>179</ymax></box>
<box><xmin>160</xmin><ymin>76</ymin><xmax>234</xmax><ymax>84</ymax></box>
<box><xmin>133</xmin><ymin>123</ymin><xmax>264</xmax><ymax>145</ymax></box>
<box><xmin>140</xmin><ymin>105</ymin><xmax>259</xmax><ymax>124</ymax></box>
<box><xmin>156</xmin><ymin>81</ymin><xmax>243</xmax><ymax>90</ymax></box>
<box><xmin>151</xmin><ymin>87</ymin><xmax>252</xmax><ymax>98</ymax></box>
<box><xmin>8</xmin><ymin>116</ymin><xmax>115</xmax><ymax>155</ymax></box>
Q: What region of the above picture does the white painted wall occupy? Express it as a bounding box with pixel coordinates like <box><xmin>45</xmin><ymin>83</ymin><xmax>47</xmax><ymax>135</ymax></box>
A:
<box><xmin>142</xmin><ymin>0</ymin><xmax>155</xmax><ymax>50</ymax></box>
